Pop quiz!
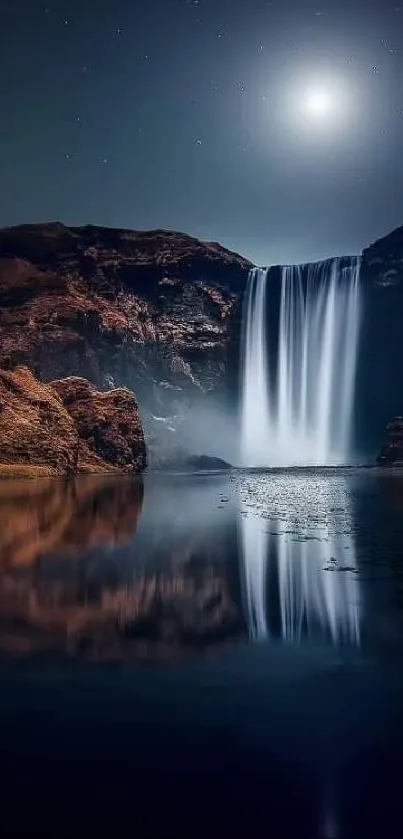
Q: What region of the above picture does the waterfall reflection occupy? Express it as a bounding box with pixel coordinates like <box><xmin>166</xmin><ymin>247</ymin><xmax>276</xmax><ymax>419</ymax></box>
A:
<box><xmin>240</xmin><ymin>477</ymin><xmax>360</xmax><ymax>646</ymax></box>
<box><xmin>0</xmin><ymin>473</ymin><xmax>361</xmax><ymax>660</ymax></box>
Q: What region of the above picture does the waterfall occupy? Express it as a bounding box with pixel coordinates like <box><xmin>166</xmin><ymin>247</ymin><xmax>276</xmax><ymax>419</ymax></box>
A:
<box><xmin>241</xmin><ymin>268</ymin><xmax>271</xmax><ymax>467</ymax></box>
<box><xmin>241</xmin><ymin>257</ymin><xmax>361</xmax><ymax>467</ymax></box>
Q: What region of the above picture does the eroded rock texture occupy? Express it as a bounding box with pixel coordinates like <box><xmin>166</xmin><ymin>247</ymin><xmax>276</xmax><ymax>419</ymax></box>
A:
<box><xmin>0</xmin><ymin>367</ymin><xmax>146</xmax><ymax>476</ymax></box>
<box><xmin>0</xmin><ymin>223</ymin><xmax>251</xmax><ymax>463</ymax></box>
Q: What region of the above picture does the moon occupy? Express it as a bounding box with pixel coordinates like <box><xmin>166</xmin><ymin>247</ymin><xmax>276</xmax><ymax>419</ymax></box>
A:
<box><xmin>304</xmin><ymin>89</ymin><xmax>332</xmax><ymax>118</ymax></box>
<box><xmin>274</xmin><ymin>72</ymin><xmax>357</xmax><ymax>144</ymax></box>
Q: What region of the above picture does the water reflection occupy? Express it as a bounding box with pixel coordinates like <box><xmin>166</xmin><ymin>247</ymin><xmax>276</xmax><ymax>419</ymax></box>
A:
<box><xmin>0</xmin><ymin>472</ymin><xmax>364</xmax><ymax>661</ymax></box>
<box><xmin>2</xmin><ymin>472</ymin><xmax>403</xmax><ymax>839</ymax></box>
<box><xmin>0</xmin><ymin>474</ymin><xmax>244</xmax><ymax>661</ymax></box>
<box><xmin>0</xmin><ymin>476</ymin><xmax>144</xmax><ymax>566</ymax></box>
<box><xmin>240</xmin><ymin>475</ymin><xmax>361</xmax><ymax>646</ymax></box>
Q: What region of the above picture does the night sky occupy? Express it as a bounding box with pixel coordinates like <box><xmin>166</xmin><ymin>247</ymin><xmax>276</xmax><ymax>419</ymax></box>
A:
<box><xmin>1</xmin><ymin>0</ymin><xmax>403</xmax><ymax>265</ymax></box>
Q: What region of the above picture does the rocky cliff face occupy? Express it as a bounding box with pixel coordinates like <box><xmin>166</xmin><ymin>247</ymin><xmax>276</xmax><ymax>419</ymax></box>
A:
<box><xmin>356</xmin><ymin>225</ymin><xmax>403</xmax><ymax>456</ymax></box>
<box><xmin>362</xmin><ymin>225</ymin><xmax>403</xmax><ymax>288</ymax></box>
<box><xmin>0</xmin><ymin>223</ymin><xmax>251</xmax><ymax>464</ymax></box>
<box><xmin>377</xmin><ymin>418</ymin><xmax>403</xmax><ymax>465</ymax></box>
<box><xmin>3</xmin><ymin>220</ymin><xmax>403</xmax><ymax>465</ymax></box>
<box><xmin>0</xmin><ymin>366</ymin><xmax>146</xmax><ymax>476</ymax></box>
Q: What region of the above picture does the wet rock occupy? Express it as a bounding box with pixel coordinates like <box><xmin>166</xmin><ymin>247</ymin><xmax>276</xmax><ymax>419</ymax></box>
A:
<box><xmin>184</xmin><ymin>455</ymin><xmax>232</xmax><ymax>471</ymax></box>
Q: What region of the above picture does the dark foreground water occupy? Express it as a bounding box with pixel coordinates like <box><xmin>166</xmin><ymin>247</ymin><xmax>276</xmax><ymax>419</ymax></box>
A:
<box><xmin>1</xmin><ymin>469</ymin><xmax>403</xmax><ymax>837</ymax></box>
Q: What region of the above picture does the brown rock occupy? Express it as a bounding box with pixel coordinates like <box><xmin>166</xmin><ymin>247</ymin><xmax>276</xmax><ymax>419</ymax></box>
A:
<box><xmin>0</xmin><ymin>366</ymin><xmax>78</xmax><ymax>476</ymax></box>
<box><xmin>0</xmin><ymin>223</ymin><xmax>251</xmax><ymax>462</ymax></box>
<box><xmin>51</xmin><ymin>376</ymin><xmax>147</xmax><ymax>473</ymax></box>
<box><xmin>0</xmin><ymin>366</ymin><xmax>146</xmax><ymax>476</ymax></box>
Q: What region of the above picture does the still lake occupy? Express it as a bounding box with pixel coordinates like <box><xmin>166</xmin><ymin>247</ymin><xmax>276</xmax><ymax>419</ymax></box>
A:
<box><xmin>1</xmin><ymin>468</ymin><xmax>403</xmax><ymax>837</ymax></box>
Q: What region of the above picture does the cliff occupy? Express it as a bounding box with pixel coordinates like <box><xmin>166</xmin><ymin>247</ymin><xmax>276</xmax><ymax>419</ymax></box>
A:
<box><xmin>362</xmin><ymin>224</ymin><xmax>403</xmax><ymax>288</ymax></box>
<box><xmin>0</xmin><ymin>367</ymin><xmax>146</xmax><ymax>476</ymax></box>
<box><xmin>377</xmin><ymin>418</ymin><xmax>403</xmax><ymax>465</ymax></box>
<box><xmin>357</xmin><ymin>225</ymin><xmax>403</xmax><ymax>456</ymax></box>
<box><xmin>0</xmin><ymin>223</ymin><xmax>251</xmax><ymax>463</ymax></box>
<box><xmin>3</xmin><ymin>220</ymin><xmax>403</xmax><ymax>465</ymax></box>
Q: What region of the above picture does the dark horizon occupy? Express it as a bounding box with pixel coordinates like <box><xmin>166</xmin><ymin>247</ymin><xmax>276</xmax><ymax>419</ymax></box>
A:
<box><xmin>0</xmin><ymin>215</ymin><xmax>397</xmax><ymax>270</ymax></box>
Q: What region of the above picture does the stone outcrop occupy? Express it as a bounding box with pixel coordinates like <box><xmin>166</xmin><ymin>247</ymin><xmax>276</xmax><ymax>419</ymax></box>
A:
<box><xmin>51</xmin><ymin>376</ymin><xmax>146</xmax><ymax>473</ymax></box>
<box><xmin>377</xmin><ymin>417</ymin><xmax>403</xmax><ymax>465</ymax></box>
<box><xmin>177</xmin><ymin>454</ymin><xmax>232</xmax><ymax>471</ymax></box>
<box><xmin>350</xmin><ymin>225</ymin><xmax>403</xmax><ymax>457</ymax></box>
<box><xmin>362</xmin><ymin>225</ymin><xmax>403</xmax><ymax>288</ymax></box>
<box><xmin>0</xmin><ymin>366</ymin><xmax>146</xmax><ymax>476</ymax></box>
<box><xmin>0</xmin><ymin>223</ymin><xmax>252</xmax><ymax>464</ymax></box>
<box><xmin>0</xmin><ymin>366</ymin><xmax>78</xmax><ymax>476</ymax></box>
<box><xmin>0</xmin><ymin>224</ymin><xmax>251</xmax><ymax>441</ymax></box>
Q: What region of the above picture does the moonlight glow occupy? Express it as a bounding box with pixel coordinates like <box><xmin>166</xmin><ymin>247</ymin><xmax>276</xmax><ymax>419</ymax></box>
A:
<box><xmin>304</xmin><ymin>89</ymin><xmax>332</xmax><ymax>118</ymax></box>
<box><xmin>279</xmin><ymin>76</ymin><xmax>354</xmax><ymax>137</ymax></box>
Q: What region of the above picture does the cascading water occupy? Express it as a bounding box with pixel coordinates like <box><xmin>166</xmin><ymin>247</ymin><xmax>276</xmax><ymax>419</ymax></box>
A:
<box><xmin>241</xmin><ymin>257</ymin><xmax>361</xmax><ymax>466</ymax></box>
<box><xmin>241</xmin><ymin>267</ymin><xmax>271</xmax><ymax>466</ymax></box>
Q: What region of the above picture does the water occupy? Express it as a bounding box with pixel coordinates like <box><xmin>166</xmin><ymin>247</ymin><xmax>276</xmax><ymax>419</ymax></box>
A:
<box><xmin>241</xmin><ymin>258</ymin><xmax>361</xmax><ymax>467</ymax></box>
<box><xmin>241</xmin><ymin>267</ymin><xmax>271</xmax><ymax>466</ymax></box>
<box><xmin>240</xmin><ymin>477</ymin><xmax>360</xmax><ymax>645</ymax></box>
<box><xmin>1</xmin><ymin>470</ymin><xmax>403</xmax><ymax>837</ymax></box>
